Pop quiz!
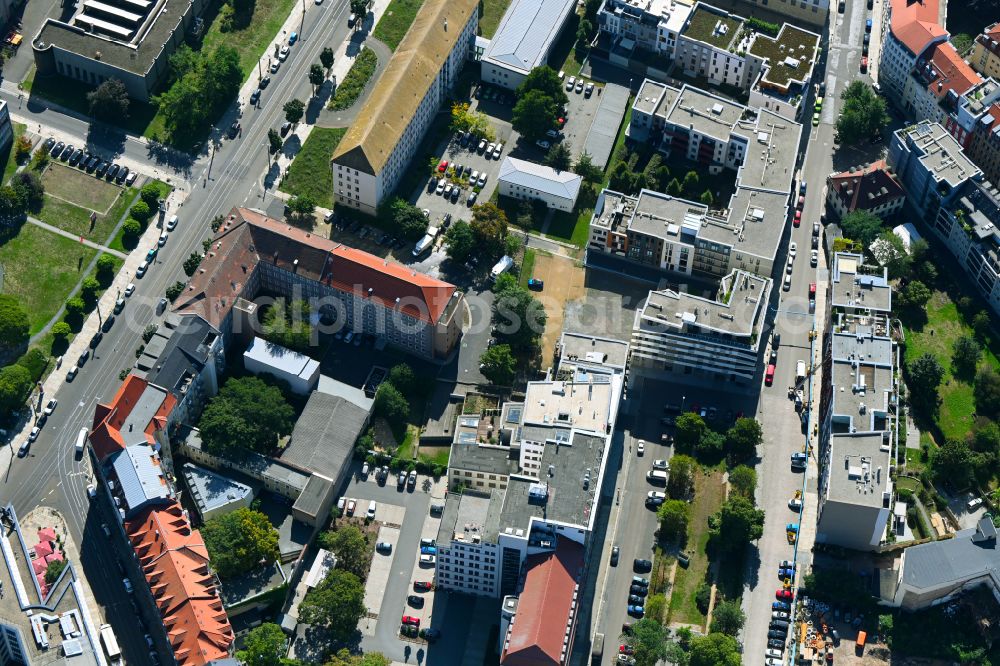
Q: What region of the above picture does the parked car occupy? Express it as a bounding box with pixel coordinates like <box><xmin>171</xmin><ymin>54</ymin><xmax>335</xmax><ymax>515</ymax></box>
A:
<box><xmin>414</xmin><ymin>581</ymin><xmax>433</xmax><ymax>591</ymax></box>
<box><xmin>633</xmin><ymin>559</ymin><xmax>652</xmax><ymax>572</ymax></box>
<box><xmin>527</xmin><ymin>278</ymin><xmax>544</xmax><ymax>290</ymax></box>
<box><xmin>346</xmin><ymin>499</ymin><xmax>356</xmax><ymax>516</ymax></box>
<box><xmin>407</xmin><ymin>595</ymin><xmax>424</xmax><ymax>607</ymax></box>
<box><xmin>419</xmin><ymin>554</ymin><xmax>436</xmax><ymax>565</ymax></box>
<box><xmin>627</xmin><ymin>605</ymin><xmax>644</xmax><ymax>617</ymax></box>
<box><xmin>566</xmin><ymin>76</ymin><xmax>576</xmax><ymax>90</ymax></box>
<box><xmin>420</xmin><ymin>546</ymin><xmax>437</xmax><ymax>555</ymax></box>
<box><xmin>44</xmin><ymin>399</ymin><xmax>57</xmax><ymax>415</ymax></box>
<box><xmin>776</xmin><ymin>588</ymin><xmax>794</xmax><ymax>601</ymax></box>
<box><xmin>630</xmin><ymin>584</ymin><xmax>648</xmax><ymax>596</ymax></box>
<box><xmin>376</xmin><ymin>542</ymin><xmax>392</xmax><ymax>554</ymax></box>
<box><xmin>401</xmin><ymin>615</ymin><xmax>420</xmax><ymax>627</ymax></box>
<box><xmin>610</xmin><ymin>545</ymin><xmax>620</xmax><ymax>566</ymax></box>
<box><xmin>278</xmin><ymin>45</ymin><xmax>290</xmax><ymax>61</ymax></box>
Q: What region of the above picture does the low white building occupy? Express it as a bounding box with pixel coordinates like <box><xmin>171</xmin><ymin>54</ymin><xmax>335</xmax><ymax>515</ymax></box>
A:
<box><xmin>498</xmin><ymin>157</ymin><xmax>582</xmax><ymax>212</ymax></box>
<box><xmin>243</xmin><ymin>337</ymin><xmax>320</xmax><ymax>395</ymax></box>
<box><xmin>480</xmin><ymin>0</ymin><xmax>577</xmax><ymax>90</ymax></box>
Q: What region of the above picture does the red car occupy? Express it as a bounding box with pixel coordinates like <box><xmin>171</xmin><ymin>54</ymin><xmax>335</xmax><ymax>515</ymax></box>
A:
<box><xmin>860</xmin><ymin>56</ymin><xmax>868</xmax><ymax>72</ymax></box>
<box><xmin>809</xmin><ymin>282</ymin><xmax>817</xmax><ymax>299</ymax></box>
<box><xmin>402</xmin><ymin>615</ymin><xmax>421</xmax><ymax>626</ymax></box>
<box><xmin>793</xmin><ymin>210</ymin><xmax>802</xmax><ymax>227</ymax></box>
<box><xmin>776</xmin><ymin>588</ymin><xmax>794</xmax><ymax>601</ymax></box>
<box><xmin>414</xmin><ymin>581</ymin><xmax>433</xmax><ymax>591</ymax></box>
<box><xmin>619</xmin><ymin>645</ymin><xmax>635</xmax><ymax>655</ymax></box>
<box><xmin>437</xmin><ymin>160</ymin><xmax>449</xmax><ymax>173</ymax></box>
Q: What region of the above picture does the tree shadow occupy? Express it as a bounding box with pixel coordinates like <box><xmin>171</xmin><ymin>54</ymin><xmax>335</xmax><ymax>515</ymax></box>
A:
<box><xmin>85</xmin><ymin>123</ymin><xmax>127</xmax><ymax>159</ymax></box>
<box><xmin>306</xmin><ymin>81</ymin><xmax>335</xmax><ymax>124</ymax></box>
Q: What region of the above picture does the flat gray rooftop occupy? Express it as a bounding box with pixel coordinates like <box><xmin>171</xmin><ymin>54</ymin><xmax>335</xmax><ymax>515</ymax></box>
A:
<box><xmin>701</xmin><ymin>187</ymin><xmax>788</xmax><ymax>261</ymax></box>
<box><xmin>831</xmin><ymin>254</ymin><xmax>892</xmax><ymax>313</ymax></box>
<box><xmin>734</xmin><ymin>109</ymin><xmax>800</xmax><ymax>193</ymax></box>
<box><xmin>831</xmin><ymin>359</ymin><xmax>894</xmax><ymax>431</ymax></box>
<box><xmin>630</xmin><ymin>189</ymin><xmax>707</xmax><ymax>240</ymax></box>
<box><xmin>901</xmin><ymin>517</ymin><xmax>1000</xmax><ymax>592</ymax></box>
<box><xmin>449</xmin><ymin>437</ymin><xmax>519</xmax><ymax>476</ymax></box>
<box><xmin>34</xmin><ymin>0</ymin><xmax>189</xmax><ymax>74</ymax></box>
<box><xmin>182</xmin><ymin>463</ymin><xmax>254</xmax><ymax>515</ymax></box>
<box><xmin>437</xmin><ymin>489</ymin><xmax>503</xmax><ymax>545</ymax></box>
<box><xmin>667</xmin><ymin>85</ymin><xmax>746</xmax><ymax>142</ymax></box>
<box><xmin>902</xmin><ymin>122</ymin><xmax>981</xmax><ymax>189</ymax></box>
<box><xmin>831</xmin><ymin>330</ymin><xmax>894</xmax><ymax>366</ymax></box>
<box><xmin>559</xmin><ymin>332</ymin><xmax>630</xmax><ymax>370</ymax></box>
<box><xmin>826</xmin><ymin>432</ymin><xmax>892</xmax><ymax>508</ymax></box>
<box><xmin>482</xmin><ymin>0</ymin><xmax>576</xmax><ymax>74</ymax></box>
<box><xmin>634</xmin><ymin>79</ymin><xmax>670</xmax><ymax>116</ymax></box>
<box><xmin>498</xmin><ymin>432</ymin><xmax>606</xmax><ymax>531</ymax></box>
<box><xmin>284</xmin><ymin>391</ymin><xmax>369</xmax><ymax>483</ymax></box>
<box><xmin>583</xmin><ymin>83</ymin><xmax>632</xmax><ymax>170</ymax></box>
<box><xmin>121</xmin><ymin>383</ymin><xmax>169</xmax><ymax>447</ymax></box>
<box><xmin>641</xmin><ymin>271</ymin><xmax>769</xmax><ymax>339</ymax></box>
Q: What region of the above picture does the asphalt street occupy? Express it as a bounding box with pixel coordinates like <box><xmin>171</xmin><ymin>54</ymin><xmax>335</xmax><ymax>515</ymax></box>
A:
<box><xmin>1</xmin><ymin>1</ymin><xmax>360</xmax><ymax>663</ymax></box>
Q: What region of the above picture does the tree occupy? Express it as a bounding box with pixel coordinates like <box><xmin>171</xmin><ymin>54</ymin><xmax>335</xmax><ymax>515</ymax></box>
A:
<box><xmin>286</xmin><ymin>195</ymin><xmax>316</xmax><ymax>222</ymax></box>
<box><xmin>283</xmin><ymin>98</ymin><xmax>305</xmax><ymax>124</ymax></box>
<box><xmin>130</xmin><ymin>201</ymin><xmax>152</xmax><ymax>222</ymax></box>
<box><xmin>709</xmin><ymin>600</ymin><xmax>745</xmax><ymax>637</ymax></box>
<box><xmin>326</xmin><ymin>649</ymin><xmax>391</xmax><ymax>666</ymax></box>
<box><xmin>608</xmin><ymin>161</ymin><xmax>635</xmax><ymax>193</ymax></box>
<box><xmin>516</xmin><ymin>66</ymin><xmax>568</xmax><ymax>107</ymax></box>
<box><xmin>574</xmin><ymin>151</ymin><xmax>603</xmax><ymax>183</ymax></box>
<box><xmin>444</xmin><ymin>220</ymin><xmax>476</xmax><ymax>263</ymax></box>
<box><xmin>12</xmin><ymin>171</ymin><xmax>44</xmax><ymax>211</ymax></box>
<box><xmin>96</xmin><ymin>254</ymin><xmax>116</xmax><ymax>278</ymax></box>
<box><xmin>480</xmin><ymin>344</ymin><xmax>516</xmax><ymax>385</ymax></box>
<box><xmin>298</xmin><ymin>569</ymin><xmax>366</xmax><ymax>638</ymax></box>
<box><xmin>642</xmin><ymin>153</ymin><xmax>669</xmax><ymax>191</ymax></box>
<box><xmin>674</xmin><ymin>412</ymin><xmax>706</xmax><ymax>451</ymax></box>
<box><xmin>952</xmin><ymin>335</ymin><xmax>982</xmax><ymax>378</ymax></box>
<box><xmin>836</xmin><ymin>80</ymin><xmax>890</xmax><ymax>145</ymax></box>
<box><xmin>471</xmin><ymin>202</ymin><xmax>510</xmax><ymax>260</ymax></box>
<box><xmin>309</xmin><ymin>63</ymin><xmax>325</xmax><ymax>95</ymax></box>
<box><xmin>576</xmin><ymin>17</ymin><xmax>593</xmax><ymax>45</ymax></box>
<box><xmin>512</xmin><ymin>90</ymin><xmax>558</xmax><ymax>141</ymax></box>
<box><xmin>199</xmin><ymin>376</ymin><xmax>295</xmax><ymax>456</ymax></box>
<box><xmin>0</xmin><ymin>364</ymin><xmax>31</xmax><ymax>415</ymax></box>
<box><xmin>64</xmin><ymin>297</ymin><xmax>86</xmax><ymax>319</ymax></box>
<box><xmin>13</xmin><ymin>135</ymin><xmax>31</xmax><ymax>162</ymax></box>
<box><xmin>493</xmin><ymin>284</ymin><xmax>546</xmax><ymax>350</ymax></box>
<box><xmin>30</xmin><ymin>144</ymin><xmax>50</xmax><ymax>172</ymax></box>
<box><xmin>544</xmin><ymin>142</ymin><xmax>572</xmax><ymax>172</ymax></box>
<box><xmin>87</xmin><ymin>78</ymin><xmax>129</xmax><ymax>121</ymax></box>
<box><xmin>700</xmin><ymin>189</ymin><xmax>714</xmax><ymax>206</ymax></box>
<box><xmin>976</xmin><ymin>366</ymin><xmax>1000</xmax><ymax>418</ymax></box>
<box><xmin>318</xmin><ymin>526</ymin><xmax>368</xmax><ymax>577</ymax></box>
<box><xmin>350</xmin><ymin>0</ymin><xmax>369</xmax><ymax>20</ymax></box>
<box><xmin>236</xmin><ymin>623</ymin><xmax>286</xmax><ymax>666</ymax></box>
<box><xmin>44</xmin><ymin>559</ymin><xmax>68</xmax><ymax>585</ymax></box>
<box><xmin>122</xmin><ymin>218</ymin><xmax>141</xmax><ymax>239</ymax></box>
<box><xmin>667</xmin><ymin>177</ymin><xmax>682</xmax><ymax>196</ymax></box>
<box><xmin>183</xmin><ymin>252</ymin><xmax>204</xmax><ymax>277</ymax></box>
<box><xmin>974</xmin><ymin>422</ymin><xmax>1000</xmax><ymax>455</ymax></box>
<box><xmin>386</xmin><ymin>198</ymin><xmax>428</xmax><ymax>240</ymax></box>
<box><xmin>695</xmin><ymin>429</ymin><xmax>725</xmax><ymax>462</ymax></box>
<box><xmin>81</xmin><ymin>277</ymin><xmax>101</xmax><ymax>305</ymax></box>
<box><xmin>729</xmin><ymin>465</ymin><xmax>756</xmax><ymax>498</ymax></box>
<box><xmin>374</xmin><ymin>383</ymin><xmax>409</xmax><ymax>427</ymax></box>
<box><xmin>140</xmin><ymin>183</ymin><xmax>161</xmax><ymax>208</ymax></box>
<box><xmin>907</xmin><ymin>352</ymin><xmax>944</xmax><ymax>413</ymax></box>
<box><xmin>657</xmin><ymin>499</ymin><xmax>689</xmax><ymax>543</ymax></box>
<box><xmin>933</xmin><ymin>439</ymin><xmax>976</xmax><ymax>489</ymax></box>
<box><xmin>623</xmin><ymin>618</ymin><xmax>671</xmax><ymax>666</ymax></box>
<box><xmin>725</xmin><ymin>417</ymin><xmax>762</xmax><ymax>462</ymax></box>
<box><xmin>201</xmin><ymin>507</ymin><xmax>280</xmax><ymax>578</ymax></box>
<box><xmin>51</xmin><ymin>321</ymin><xmax>71</xmax><ymax>342</ymax></box>
<box><xmin>320</xmin><ymin>47</ymin><xmax>335</xmax><ymax>71</ymax></box>
<box><xmin>666</xmin><ymin>454</ymin><xmax>695</xmax><ymax>499</ymax></box>
<box><xmin>689</xmin><ymin>633</ymin><xmax>741</xmax><ymax>666</ymax></box>
<box><xmin>713</xmin><ymin>495</ymin><xmax>765</xmax><ymax>553</ymax></box>
<box><xmin>682</xmin><ymin>170</ymin><xmax>699</xmax><ymax>195</ymax></box>
<box><xmin>268</xmin><ymin>128</ymin><xmax>283</xmax><ymax>155</ymax></box>
<box><xmin>262</xmin><ymin>298</ymin><xmax>313</xmax><ymax>352</ymax></box>
<box><xmin>450</xmin><ymin>102</ymin><xmax>494</xmax><ymax>139</ymax></box>
<box><xmin>898</xmin><ymin>280</ymin><xmax>932</xmax><ymax>310</ymax></box>
<box><xmin>166</xmin><ymin>281</ymin><xmax>185</xmax><ymax>302</ymax></box>
<box><xmin>0</xmin><ymin>295</ymin><xmax>29</xmax><ymax>353</ymax></box>
<box><xmin>840</xmin><ymin>210</ymin><xmax>884</xmax><ymax>247</ymax></box>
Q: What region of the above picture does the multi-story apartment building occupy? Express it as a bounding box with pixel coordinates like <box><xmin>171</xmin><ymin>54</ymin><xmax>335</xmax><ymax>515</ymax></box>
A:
<box><xmin>32</xmin><ymin>0</ymin><xmax>206</xmax><ymax>101</ymax></box>
<box><xmin>591</xmin><ymin>79</ymin><xmax>798</xmax><ymax>281</ymax></box>
<box><xmin>436</xmin><ymin>334</ymin><xmax>628</xmax><ymax>665</ymax></box>
<box><xmin>965</xmin><ymin>102</ymin><xmax>1000</xmax><ymax>185</ymax></box>
<box><xmin>330</xmin><ymin>0</ymin><xmax>478</xmax><ymax>214</ymax></box>
<box><xmin>597</xmin><ymin>0</ymin><xmax>693</xmax><ymax>60</ymax></box>
<box><xmin>173</xmin><ymin>208</ymin><xmax>464</xmax><ymax>361</ymax></box>
<box><xmin>971</xmin><ymin>22</ymin><xmax>1000</xmax><ymax>80</ymax></box>
<box><xmin>481</xmin><ymin>0</ymin><xmax>577</xmax><ymax>91</ymax></box>
<box><xmin>816</xmin><ymin>264</ymin><xmax>897</xmax><ymax>551</ymax></box>
<box><xmin>877</xmin><ymin>0</ymin><xmax>947</xmax><ymax>110</ymax></box>
<box><xmin>942</xmin><ymin>78</ymin><xmax>1000</xmax><ymax>148</ymax></box>
<box><xmin>903</xmin><ymin>41</ymin><xmax>982</xmax><ymax>124</ymax></box>
<box><xmin>630</xmin><ymin>270</ymin><xmax>771</xmax><ymax>384</ymax></box>
<box><xmin>746</xmin><ymin>24</ymin><xmax>821</xmax><ymax>121</ymax></box>
<box><xmin>728</xmin><ymin>0</ymin><xmax>827</xmax><ymax>26</ymax></box>
<box><xmin>675</xmin><ymin>3</ymin><xmax>759</xmax><ymax>89</ymax></box>
<box><xmin>825</xmin><ymin>160</ymin><xmax>906</xmax><ymax>221</ymax></box>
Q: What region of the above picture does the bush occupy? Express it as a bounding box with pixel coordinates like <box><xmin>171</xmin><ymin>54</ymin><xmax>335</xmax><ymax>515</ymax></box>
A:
<box><xmin>16</xmin><ymin>348</ymin><xmax>49</xmax><ymax>382</ymax></box>
<box><xmin>140</xmin><ymin>183</ymin><xmax>161</xmax><ymax>208</ymax></box>
<box><xmin>130</xmin><ymin>201</ymin><xmax>151</xmax><ymax>222</ymax></box>
<box><xmin>695</xmin><ymin>582</ymin><xmax>711</xmax><ymax>614</ymax></box>
<box><xmin>51</xmin><ymin>321</ymin><xmax>71</xmax><ymax>341</ymax></box>
<box><xmin>329</xmin><ymin>48</ymin><xmax>378</xmax><ymax>111</ymax></box>
<box><xmin>122</xmin><ymin>218</ymin><xmax>141</xmax><ymax>238</ymax></box>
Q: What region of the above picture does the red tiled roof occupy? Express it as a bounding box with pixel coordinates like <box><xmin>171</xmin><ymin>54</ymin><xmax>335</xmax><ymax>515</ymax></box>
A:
<box><xmin>125</xmin><ymin>502</ymin><xmax>233</xmax><ymax>666</ymax></box>
<box><xmin>89</xmin><ymin>375</ymin><xmax>176</xmax><ymax>462</ymax></box>
<box><xmin>925</xmin><ymin>42</ymin><xmax>982</xmax><ymax>99</ymax></box>
<box><xmin>889</xmin><ymin>0</ymin><xmax>945</xmax><ymax>55</ymax></box>
<box><xmin>175</xmin><ymin>208</ymin><xmax>458</xmax><ymax>327</ymax></box>
<box><xmin>828</xmin><ymin>160</ymin><xmax>906</xmax><ymax>214</ymax></box>
<box><xmin>501</xmin><ymin>540</ymin><xmax>585</xmax><ymax>666</ymax></box>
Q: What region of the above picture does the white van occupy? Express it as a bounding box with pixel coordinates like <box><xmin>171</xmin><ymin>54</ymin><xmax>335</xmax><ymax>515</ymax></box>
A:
<box><xmin>76</xmin><ymin>427</ymin><xmax>88</xmax><ymax>455</ymax></box>
<box><xmin>796</xmin><ymin>360</ymin><xmax>807</xmax><ymax>382</ymax></box>
<box><xmin>646</xmin><ymin>470</ymin><xmax>668</xmax><ymax>484</ymax></box>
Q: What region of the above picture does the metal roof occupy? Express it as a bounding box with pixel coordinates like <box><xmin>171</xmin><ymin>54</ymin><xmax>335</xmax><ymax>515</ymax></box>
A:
<box><xmin>498</xmin><ymin>156</ymin><xmax>583</xmax><ymax>201</ymax></box>
<box><xmin>482</xmin><ymin>0</ymin><xmax>577</xmax><ymax>75</ymax></box>
<box><xmin>112</xmin><ymin>444</ymin><xmax>170</xmax><ymax>512</ymax></box>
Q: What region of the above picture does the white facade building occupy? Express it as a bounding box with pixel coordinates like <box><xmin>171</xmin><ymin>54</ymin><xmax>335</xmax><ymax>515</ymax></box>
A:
<box><xmin>498</xmin><ymin>157</ymin><xmax>583</xmax><ymax>212</ymax></box>
<box><xmin>480</xmin><ymin>0</ymin><xmax>577</xmax><ymax>90</ymax></box>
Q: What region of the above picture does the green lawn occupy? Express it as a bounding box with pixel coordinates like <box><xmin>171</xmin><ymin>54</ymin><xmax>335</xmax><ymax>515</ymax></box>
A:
<box><xmin>518</xmin><ymin>248</ymin><xmax>536</xmax><ymax>287</ymax></box>
<box><xmin>667</xmin><ymin>470</ymin><xmax>726</xmax><ymax>626</ymax></box>
<box><xmin>329</xmin><ymin>49</ymin><xmax>378</xmax><ymax>111</ymax></box>
<box><xmin>109</xmin><ymin>180</ymin><xmax>172</xmax><ymax>251</ymax></box>
<box><xmin>896</xmin><ymin>475</ymin><xmax>922</xmax><ymax>493</ymax></box>
<box><xmin>2</xmin><ymin>123</ymin><xmax>25</xmax><ymax>184</ymax></box>
<box><xmin>480</xmin><ymin>0</ymin><xmax>513</xmax><ymax>38</ymax></box>
<box><xmin>0</xmin><ymin>224</ymin><xmax>97</xmax><ymax>335</ymax></box>
<box><xmin>372</xmin><ymin>0</ymin><xmax>425</xmax><ymax>50</ymax></box>
<box><xmin>201</xmin><ymin>0</ymin><xmax>300</xmax><ymax>77</ymax></box>
<box><xmin>36</xmin><ymin>184</ymin><xmax>138</xmax><ymax>244</ymax></box>
<box><xmin>547</xmin><ymin>11</ymin><xmax>585</xmax><ymax>77</ymax></box>
<box><xmin>22</xmin><ymin>69</ymin><xmax>158</xmax><ymax>137</ymax></box>
<box><xmin>418</xmin><ymin>444</ymin><xmax>450</xmax><ymax>467</ymax></box>
<box><xmin>280</xmin><ymin>127</ymin><xmax>345</xmax><ymax>209</ymax></box>
<box><xmin>903</xmin><ymin>290</ymin><xmax>1000</xmax><ymax>441</ymax></box>
<box><xmin>545</xmin><ymin>208</ymin><xmax>592</xmax><ymax>247</ymax></box>
<box><xmin>41</xmin><ymin>163</ymin><xmax>121</xmax><ymax>213</ymax></box>
<box><xmin>903</xmin><ymin>448</ymin><xmax>927</xmax><ymax>474</ymax></box>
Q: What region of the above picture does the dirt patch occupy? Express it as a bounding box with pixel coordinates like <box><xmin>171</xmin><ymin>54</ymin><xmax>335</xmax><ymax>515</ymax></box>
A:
<box><xmin>531</xmin><ymin>252</ymin><xmax>585</xmax><ymax>362</ymax></box>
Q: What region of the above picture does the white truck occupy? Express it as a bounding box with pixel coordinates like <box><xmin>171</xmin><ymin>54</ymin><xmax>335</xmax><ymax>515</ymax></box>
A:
<box><xmin>412</xmin><ymin>226</ymin><xmax>439</xmax><ymax>257</ymax></box>
<box><xmin>75</xmin><ymin>427</ymin><xmax>88</xmax><ymax>456</ymax></box>
<box><xmin>795</xmin><ymin>360</ymin><xmax>807</xmax><ymax>383</ymax></box>
<box><xmin>490</xmin><ymin>255</ymin><xmax>514</xmax><ymax>282</ymax></box>
<box><xmin>99</xmin><ymin>624</ymin><xmax>122</xmax><ymax>666</ymax></box>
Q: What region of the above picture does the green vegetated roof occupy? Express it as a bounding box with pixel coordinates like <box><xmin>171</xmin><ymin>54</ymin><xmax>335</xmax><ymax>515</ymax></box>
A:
<box><xmin>684</xmin><ymin>5</ymin><xmax>742</xmax><ymax>49</ymax></box>
<box><xmin>750</xmin><ymin>25</ymin><xmax>819</xmax><ymax>88</ymax></box>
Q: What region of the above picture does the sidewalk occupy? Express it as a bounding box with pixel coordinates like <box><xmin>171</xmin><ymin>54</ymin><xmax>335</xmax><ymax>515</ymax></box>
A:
<box><xmin>25</xmin><ymin>215</ymin><xmax>127</xmax><ymax>259</ymax></box>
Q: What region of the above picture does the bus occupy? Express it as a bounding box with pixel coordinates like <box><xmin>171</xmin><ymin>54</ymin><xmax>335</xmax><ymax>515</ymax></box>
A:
<box><xmin>99</xmin><ymin>624</ymin><xmax>122</xmax><ymax>665</ymax></box>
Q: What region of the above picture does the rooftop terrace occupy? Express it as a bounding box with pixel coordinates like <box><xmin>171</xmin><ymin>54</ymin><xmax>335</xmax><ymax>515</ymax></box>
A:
<box><xmin>682</xmin><ymin>2</ymin><xmax>742</xmax><ymax>49</ymax></box>
<box><xmin>749</xmin><ymin>24</ymin><xmax>820</xmax><ymax>90</ymax></box>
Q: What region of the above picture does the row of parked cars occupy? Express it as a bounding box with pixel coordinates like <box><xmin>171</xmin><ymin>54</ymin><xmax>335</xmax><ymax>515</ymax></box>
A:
<box><xmin>43</xmin><ymin>137</ymin><xmax>137</xmax><ymax>185</ymax></box>
<box><xmin>765</xmin><ymin>561</ymin><xmax>798</xmax><ymax>664</ymax></box>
